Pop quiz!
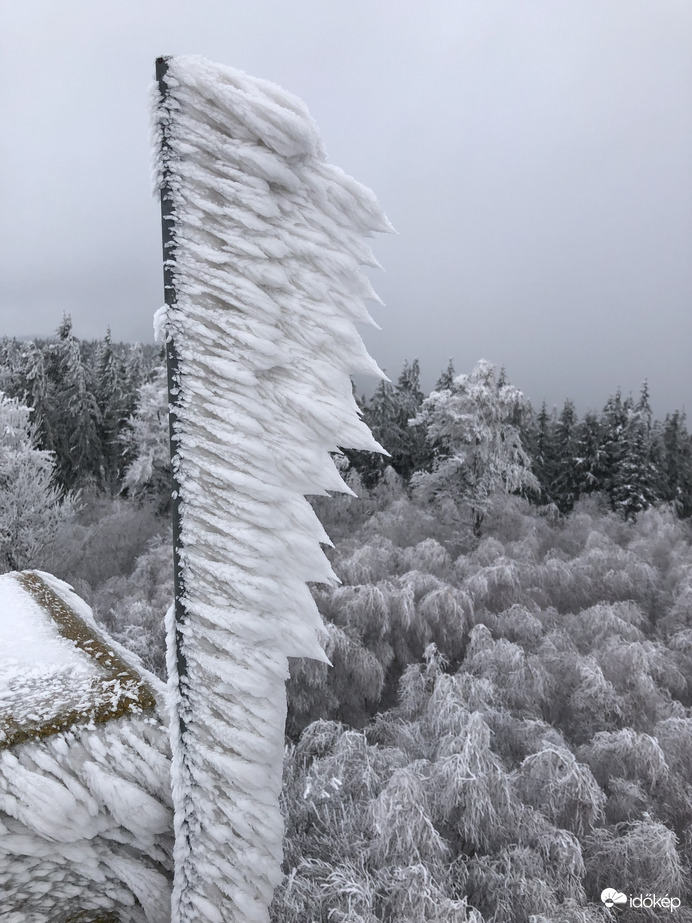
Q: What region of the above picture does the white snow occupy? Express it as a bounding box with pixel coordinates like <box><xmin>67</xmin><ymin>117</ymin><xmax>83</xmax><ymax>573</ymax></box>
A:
<box><xmin>153</xmin><ymin>55</ymin><xmax>390</xmax><ymax>923</ymax></box>
<box><xmin>0</xmin><ymin>571</ymin><xmax>81</xmax><ymax>666</ymax></box>
<box><xmin>0</xmin><ymin>570</ymin><xmax>173</xmax><ymax>922</ymax></box>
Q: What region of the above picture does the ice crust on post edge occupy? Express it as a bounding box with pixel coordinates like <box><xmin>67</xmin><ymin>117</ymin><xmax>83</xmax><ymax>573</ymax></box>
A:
<box><xmin>153</xmin><ymin>56</ymin><xmax>391</xmax><ymax>922</ymax></box>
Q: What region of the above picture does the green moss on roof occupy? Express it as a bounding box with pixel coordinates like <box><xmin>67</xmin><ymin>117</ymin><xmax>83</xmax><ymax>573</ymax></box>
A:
<box><xmin>0</xmin><ymin>572</ymin><xmax>157</xmax><ymax>750</ymax></box>
<box><xmin>64</xmin><ymin>912</ymin><xmax>121</xmax><ymax>923</ymax></box>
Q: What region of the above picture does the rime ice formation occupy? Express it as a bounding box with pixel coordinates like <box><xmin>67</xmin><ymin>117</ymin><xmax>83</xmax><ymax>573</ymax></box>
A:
<box><xmin>0</xmin><ymin>570</ymin><xmax>173</xmax><ymax>923</ymax></box>
<box><xmin>153</xmin><ymin>56</ymin><xmax>390</xmax><ymax>923</ymax></box>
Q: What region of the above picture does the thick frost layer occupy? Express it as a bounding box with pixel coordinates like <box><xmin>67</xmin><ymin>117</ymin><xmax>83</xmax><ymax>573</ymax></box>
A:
<box><xmin>153</xmin><ymin>56</ymin><xmax>390</xmax><ymax>923</ymax></box>
<box><xmin>0</xmin><ymin>572</ymin><xmax>173</xmax><ymax>922</ymax></box>
<box><xmin>0</xmin><ymin>571</ymin><xmax>160</xmax><ymax>748</ymax></box>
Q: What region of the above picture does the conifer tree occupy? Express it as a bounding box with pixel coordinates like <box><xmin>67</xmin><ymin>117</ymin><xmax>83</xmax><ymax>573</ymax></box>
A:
<box><xmin>14</xmin><ymin>341</ymin><xmax>56</xmax><ymax>454</ymax></box>
<box><xmin>124</xmin><ymin>343</ymin><xmax>145</xmax><ymax>418</ymax></box>
<box><xmin>601</xmin><ymin>389</ymin><xmax>629</xmax><ymax>511</ymax></box>
<box><xmin>551</xmin><ymin>400</ymin><xmax>580</xmax><ymax>513</ymax></box>
<box><xmin>523</xmin><ymin>401</ymin><xmax>557</xmax><ymax>505</ymax></box>
<box><xmin>95</xmin><ymin>328</ymin><xmax>127</xmax><ymax>487</ymax></box>
<box><xmin>51</xmin><ymin>316</ymin><xmax>104</xmax><ymax>488</ymax></box>
<box><xmin>659</xmin><ymin>411</ymin><xmax>692</xmax><ymax>517</ymax></box>
<box><xmin>358</xmin><ymin>359</ymin><xmax>432</xmax><ymax>485</ymax></box>
<box><xmin>611</xmin><ymin>384</ymin><xmax>659</xmax><ymax>520</ymax></box>
<box><xmin>395</xmin><ymin>359</ymin><xmax>432</xmax><ymax>479</ymax></box>
<box><xmin>573</xmin><ymin>412</ymin><xmax>606</xmax><ymax>499</ymax></box>
<box><xmin>434</xmin><ymin>358</ymin><xmax>455</xmax><ymax>392</ymax></box>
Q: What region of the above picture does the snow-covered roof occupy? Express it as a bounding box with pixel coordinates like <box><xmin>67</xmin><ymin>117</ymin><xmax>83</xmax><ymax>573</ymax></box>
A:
<box><xmin>0</xmin><ymin>571</ymin><xmax>173</xmax><ymax>923</ymax></box>
<box><xmin>0</xmin><ymin>570</ymin><xmax>157</xmax><ymax>749</ymax></box>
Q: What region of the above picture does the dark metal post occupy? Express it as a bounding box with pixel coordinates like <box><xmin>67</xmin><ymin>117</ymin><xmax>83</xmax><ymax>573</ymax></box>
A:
<box><xmin>155</xmin><ymin>56</ymin><xmax>188</xmax><ymax>693</ymax></box>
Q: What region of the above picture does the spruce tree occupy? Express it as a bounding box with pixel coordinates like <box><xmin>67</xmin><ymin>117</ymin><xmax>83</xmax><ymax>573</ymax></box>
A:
<box><xmin>660</xmin><ymin>411</ymin><xmax>692</xmax><ymax>517</ymax></box>
<box><xmin>434</xmin><ymin>358</ymin><xmax>455</xmax><ymax>392</ymax></box>
<box><xmin>394</xmin><ymin>359</ymin><xmax>432</xmax><ymax>479</ymax></box>
<box><xmin>358</xmin><ymin>359</ymin><xmax>432</xmax><ymax>485</ymax></box>
<box><xmin>14</xmin><ymin>342</ymin><xmax>56</xmax><ymax>454</ymax></box>
<box><xmin>601</xmin><ymin>389</ymin><xmax>629</xmax><ymax>511</ymax></box>
<box><xmin>610</xmin><ymin>385</ymin><xmax>659</xmax><ymax>520</ymax></box>
<box><xmin>124</xmin><ymin>343</ymin><xmax>145</xmax><ymax>418</ymax></box>
<box><xmin>573</xmin><ymin>412</ymin><xmax>606</xmax><ymax>499</ymax></box>
<box><xmin>524</xmin><ymin>401</ymin><xmax>557</xmax><ymax>505</ymax></box>
<box><xmin>551</xmin><ymin>399</ymin><xmax>580</xmax><ymax>513</ymax></box>
<box><xmin>50</xmin><ymin>316</ymin><xmax>104</xmax><ymax>488</ymax></box>
<box><xmin>95</xmin><ymin>328</ymin><xmax>127</xmax><ymax>488</ymax></box>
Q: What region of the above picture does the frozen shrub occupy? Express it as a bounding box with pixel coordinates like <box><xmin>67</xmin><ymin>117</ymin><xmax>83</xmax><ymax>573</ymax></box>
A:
<box><xmin>659</xmin><ymin>572</ymin><xmax>692</xmax><ymax>636</ymax></box>
<box><xmin>470</xmin><ymin>536</ymin><xmax>506</xmax><ymax>567</ymax></box>
<box><xmin>467</xmin><ymin>846</ymin><xmax>557</xmax><ymax>923</ymax></box>
<box><xmin>430</xmin><ymin>712</ymin><xmax>516</xmax><ymax>852</ymax></box>
<box><xmin>594</xmin><ymin>639</ymin><xmax>686</xmax><ymax>728</ymax></box>
<box><xmin>655</xmin><ymin>717</ymin><xmax>692</xmax><ymax>774</ymax></box>
<box><xmin>464</xmin><ymin>629</ymin><xmax>548</xmax><ymax>716</ymax></box>
<box><xmin>578</xmin><ymin>729</ymin><xmax>668</xmax><ymax>792</ymax></box>
<box><xmin>298</xmin><ymin>858</ymin><xmax>378</xmax><ymax>923</ymax></box>
<box><xmin>400</xmin><ymin>537</ymin><xmax>451</xmax><ymax>577</ymax></box>
<box><xmin>514</xmin><ymin>746</ymin><xmax>605</xmax><ymax>836</ymax></box>
<box><xmin>584</xmin><ymin>818</ymin><xmax>684</xmax><ymax>898</ymax></box>
<box><xmin>627</xmin><ymin>504</ymin><xmax>690</xmax><ymax>573</ymax></box>
<box><xmin>333</xmin><ymin>534</ymin><xmax>403</xmax><ymax>585</ymax></box>
<box><xmin>286</xmin><ymin>621</ymin><xmax>385</xmax><ymax>735</ymax></box>
<box><xmin>523</xmin><ymin>553</ymin><xmax>577</xmax><ymax>612</ymax></box>
<box><xmin>360</xmin><ymin>495</ymin><xmax>446</xmax><ymax>550</ymax></box>
<box><xmin>375</xmin><ymin>864</ymin><xmax>478</xmax><ymax>923</ymax></box>
<box><xmin>45</xmin><ymin>492</ymin><xmax>164</xmax><ymax>592</ymax></box>
<box><xmin>483</xmin><ymin>712</ymin><xmax>565</xmax><ymax>769</ymax></box>
<box><xmin>563</xmin><ymin>601</ymin><xmax>646</xmax><ymax>652</ymax></box>
<box><xmin>293</xmin><ymin>719</ymin><xmax>345</xmax><ymax>763</ymax></box>
<box><xmin>417</xmin><ymin>584</ymin><xmax>472</xmax><ymax>661</ymax></box>
<box><xmin>368</xmin><ymin>763</ymin><xmax>447</xmax><ymax>867</ymax></box>
<box><xmin>323</xmin><ymin>584</ymin><xmax>392</xmax><ymax>646</ymax></box>
<box><xmin>492</xmin><ymin>603</ymin><xmax>545</xmax><ymax>649</ymax></box>
<box><xmin>603</xmin><ymin>777</ymin><xmax>649</xmax><ymax>824</ymax></box>
<box><xmin>90</xmin><ymin>535</ymin><xmax>172</xmax><ymax>678</ymax></box>
<box><xmin>285</xmin><ymin>655</ymin><xmax>338</xmax><ymax>738</ymax></box>
<box><xmin>268</xmin><ymin>444</ymin><xmax>692</xmax><ymax>920</ymax></box>
<box><xmin>463</xmin><ymin>555</ymin><xmax>528</xmax><ymax>613</ymax></box>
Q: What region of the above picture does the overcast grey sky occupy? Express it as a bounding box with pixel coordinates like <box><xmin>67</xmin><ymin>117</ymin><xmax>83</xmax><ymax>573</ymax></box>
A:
<box><xmin>1</xmin><ymin>1</ymin><xmax>690</xmax><ymax>415</ymax></box>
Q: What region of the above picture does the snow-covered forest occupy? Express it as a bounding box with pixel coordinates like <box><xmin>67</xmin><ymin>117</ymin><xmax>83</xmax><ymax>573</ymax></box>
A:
<box><xmin>2</xmin><ymin>322</ymin><xmax>692</xmax><ymax>921</ymax></box>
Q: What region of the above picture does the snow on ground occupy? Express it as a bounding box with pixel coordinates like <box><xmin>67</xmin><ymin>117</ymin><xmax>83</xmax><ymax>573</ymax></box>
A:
<box><xmin>0</xmin><ymin>570</ymin><xmax>173</xmax><ymax>923</ymax></box>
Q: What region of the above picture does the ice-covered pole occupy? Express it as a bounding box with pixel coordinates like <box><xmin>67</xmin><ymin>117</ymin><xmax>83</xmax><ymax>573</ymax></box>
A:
<box><xmin>152</xmin><ymin>56</ymin><xmax>391</xmax><ymax>922</ymax></box>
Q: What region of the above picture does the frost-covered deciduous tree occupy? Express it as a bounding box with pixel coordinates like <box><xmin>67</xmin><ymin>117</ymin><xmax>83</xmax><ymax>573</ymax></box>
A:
<box><xmin>413</xmin><ymin>359</ymin><xmax>539</xmax><ymax>536</ymax></box>
<box><xmin>0</xmin><ymin>392</ymin><xmax>73</xmax><ymax>572</ymax></box>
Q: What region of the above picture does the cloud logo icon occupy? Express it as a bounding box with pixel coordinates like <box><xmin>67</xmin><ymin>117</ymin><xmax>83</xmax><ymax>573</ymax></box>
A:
<box><xmin>601</xmin><ymin>888</ymin><xmax>627</xmax><ymax>908</ymax></box>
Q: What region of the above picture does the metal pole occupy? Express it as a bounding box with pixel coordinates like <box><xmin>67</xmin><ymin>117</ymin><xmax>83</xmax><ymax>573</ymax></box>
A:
<box><xmin>155</xmin><ymin>56</ymin><xmax>189</xmax><ymax>701</ymax></box>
